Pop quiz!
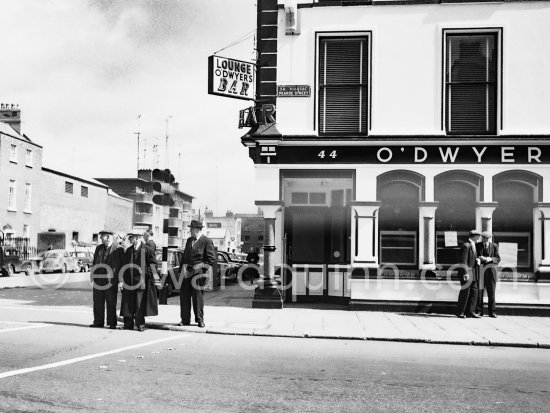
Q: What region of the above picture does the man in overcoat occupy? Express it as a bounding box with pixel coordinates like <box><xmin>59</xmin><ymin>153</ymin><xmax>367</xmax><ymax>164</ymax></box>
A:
<box><xmin>455</xmin><ymin>229</ymin><xmax>482</xmax><ymax>318</ymax></box>
<box><xmin>476</xmin><ymin>231</ymin><xmax>501</xmax><ymax>318</ymax></box>
<box><xmin>90</xmin><ymin>229</ymin><xmax>123</xmax><ymax>329</ymax></box>
<box><xmin>178</xmin><ymin>220</ymin><xmax>216</xmax><ymax>328</ymax></box>
<box><xmin>120</xmin><ymin>231</ymin><xmax>158</xmax><ymax>331</ymax></box>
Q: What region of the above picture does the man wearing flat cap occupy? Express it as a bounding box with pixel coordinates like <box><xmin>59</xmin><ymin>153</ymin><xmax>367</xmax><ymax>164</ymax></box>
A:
<box><xmin>455</xmin><ymin>229</ymin><xmax>482</xmax><ymax>318</ymax></box>
<box><xmin>178</xmin><ymin>220</ymin><xmax>216</xmax><ymax>328</ymax></box>
<box><xmin>476</xmin><ymin>232</ymin><xmax>501</xmax><ymax>318</ymax></box>
<box><xmin>90</xmin><ymin>229</ymin><xmax>124</xmax><ymax>329</ymax></box>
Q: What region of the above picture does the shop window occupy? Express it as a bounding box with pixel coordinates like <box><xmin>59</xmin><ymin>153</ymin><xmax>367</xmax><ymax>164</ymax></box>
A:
<box><xmin>378</xmin><ymin>175</ymin><xmax>421</xmax><ymax>267</ymax></box>
<box><xmin>493</xmin><ymin>173</ymin><xmax>538</xmax><ymax>270</ymax></box>
<box><xmin>444</xmin><ymin>30</ymin><xmax>500</xmax><ymax>135</ymax></box>
<box><xmin>283</xmin><ymin>171</ymin><xmax>354</xmax><ymax>265</ymax></box>
<box><xmin>380</xmin><ymin>231</ymin><xmax>417</xmax><ymax>266</ymax></box>
<box><xmin>318</xmin><ymin>35</ymin><xmax>370</xmax><ymax>135</ymax></box>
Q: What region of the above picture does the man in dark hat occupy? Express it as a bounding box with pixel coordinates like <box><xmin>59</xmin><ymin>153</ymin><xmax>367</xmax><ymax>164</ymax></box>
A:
<box><xmin>178</xmin><ymin>220</ymin><xmax>216</xmax><ymax>328</ymax></box>
<box><xmin>119</xmin><ymin>231</ymin><xmax>159</xmax><ymax>331</ymax></box>
<box><xmin>476</xmin><ymin>231</ymin><xmax>501</xmax><ymax>318</ymax></box>
<box><xmin>90</xmin><ymin>229</ymin><xmax>124</xmax><ymax>329</ymax></box>
<box><xmin>456</xmin><ymin>229</ymin><xmax>482</xmax><ymax>318</ymax></box>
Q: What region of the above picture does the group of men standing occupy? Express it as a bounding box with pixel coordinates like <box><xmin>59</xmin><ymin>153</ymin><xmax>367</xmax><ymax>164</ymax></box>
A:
<box><xmin>89</xmin><ymin>220</ymin><xmax>215</xmax><ymax>331</ymax></box>
<box><xmin>456</xmin><ymin>230</ymin><xmax>501</xmax><ymax>318</ymax></box>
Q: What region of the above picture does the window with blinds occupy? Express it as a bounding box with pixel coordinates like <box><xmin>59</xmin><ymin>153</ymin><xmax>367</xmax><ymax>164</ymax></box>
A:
<box><xmin>445</xmin><ymin>32</ymin><xmax>498</xmax><ymax>135</ymax></box>
<box><xmin>319</xmin><ymin>36</ymin><xmax>369</xmax><ymax>135</ymax></box>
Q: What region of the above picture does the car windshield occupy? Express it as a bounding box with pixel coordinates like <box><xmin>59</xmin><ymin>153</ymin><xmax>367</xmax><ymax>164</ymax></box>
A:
<box><xmin>229</xmin><ymin>253</ymin><xmax>239</xmax><ymax>260</ymax></box>
<box><xmin>44</xmin><ymin>252</ymin><xmax>60</xmax><ymax>258</ymax></box>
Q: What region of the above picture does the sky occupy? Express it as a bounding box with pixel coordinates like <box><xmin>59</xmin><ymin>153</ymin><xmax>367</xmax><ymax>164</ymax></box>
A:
<box><xmin>0</xmin><ymin>0</ymin><xmax>258</xmax><ymax>215</ymax></box>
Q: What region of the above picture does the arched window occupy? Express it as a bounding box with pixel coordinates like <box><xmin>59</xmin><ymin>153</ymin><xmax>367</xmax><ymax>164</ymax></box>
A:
<box><xmin>377</xmin><ymin>171</ymin><xmax>424</xmax><ymax>267</ymax></box>
<box><xmin>435</xmin><ymin>170</ymin><xmax>483</xmax><ymax>265</ymax></box>
<box><xmin>493</xmin><ymin>171</ymin><xmax>541</xmax><ymax>270</ymax></box>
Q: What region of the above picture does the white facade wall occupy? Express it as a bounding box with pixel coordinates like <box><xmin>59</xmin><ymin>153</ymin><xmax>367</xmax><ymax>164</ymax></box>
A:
<box><xmin>275</xmin><ymin>2</ymin><xmax>550</xmax><ymax>136</ymax></box>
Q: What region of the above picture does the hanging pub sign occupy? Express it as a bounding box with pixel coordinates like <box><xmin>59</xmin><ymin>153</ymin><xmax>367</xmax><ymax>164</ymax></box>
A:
<box><xmin>208</xmin><ymin>55</ymin><xmax>255</xmax><ymax>101</ymax></box>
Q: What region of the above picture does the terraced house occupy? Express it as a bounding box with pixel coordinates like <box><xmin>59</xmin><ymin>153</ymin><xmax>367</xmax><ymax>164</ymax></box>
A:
<box><xmin>243</xmin><ymin>0</ymin><xmax>550</xmax><ymax>312</ymax></box>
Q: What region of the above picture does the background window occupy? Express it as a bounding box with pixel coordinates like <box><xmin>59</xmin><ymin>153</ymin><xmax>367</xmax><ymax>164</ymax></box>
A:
<box><xmin>10</xmin><ymin>144</ymin><xmax>17</xmax><ymax>162</ymax></box>
<box><xmin>319</xmin><ymin>36</ymin><xmax>369</xmax><ymax>135</ymax></box>
<box><xmin>81</xmin><ymin>186</ymin><xmax>88</xmax><ymax>198</ymax></box>
<box><xmin>26</xmin><ymin>149</ymin><xmax>33</xmax><ymax>166</ymax></box>
<box><xmin>25</xmin><ymin>183</ymin><xmax>31</xmax><ymax>211</ymax></box>
<box><xmin>8</xmin><ymin>180</ymin><xmax>16</xmax><ymax>209</ymax></box>
<box><xmin>445</xmin><ymin>32</ymin><xmax>498</xmax><ymax>134</ymax></box>
<box><xmin>65</xmin><ymin>181</ymin><xmax>73</xmax><ymax>194</ymax></box>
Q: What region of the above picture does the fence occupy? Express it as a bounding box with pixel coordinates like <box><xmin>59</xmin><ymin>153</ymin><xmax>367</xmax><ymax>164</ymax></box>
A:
<box><xmin>0</xmin><ymin>237</ymin><xmax>37</xmax><ymax>260</ymax></box>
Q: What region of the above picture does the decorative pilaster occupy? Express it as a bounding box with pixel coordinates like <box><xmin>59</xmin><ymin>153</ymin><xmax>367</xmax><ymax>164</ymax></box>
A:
<box><xmin>536</xmin><ymin>204</ymin><xmax>550</xmax><ymax>279</ymax></box>
<box><xmin>350</xmin><ymin>202</ymin><xmax>381</xmax><ymax>276</ymax></box>
<box><xmin>418</xmin><ymin>202</ymin><xmax>438</xmax><ymax>271</ymax></box>
<box><xmin>476</xmin><ymin>202</ymin><xmax>498</xmax><ymax>234</ymax></box>
<box><xmin>253</xmin><ymin>200</ymin><xmax>284</xmax><ymax>308</ymax></box>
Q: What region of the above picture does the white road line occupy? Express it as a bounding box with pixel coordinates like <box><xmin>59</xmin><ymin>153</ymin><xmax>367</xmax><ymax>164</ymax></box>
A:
<box><xmin>0</xmin><ymin>306</ymin><xmax>90</xmax><ymax>314</ymax></box>
<box><xmin>0</xmin><ymin>335</ymin><xmax>183</xmax><ymax>379</ymax></box>
<box><xmin>0</xmin><ymin>323</ymin><xmax>51</xmax><ymax>334</ymax></box>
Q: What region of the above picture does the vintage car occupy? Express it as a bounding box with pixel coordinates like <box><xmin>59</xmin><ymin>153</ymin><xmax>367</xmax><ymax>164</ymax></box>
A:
<box><xmin>70</xmin><ymin>251</ymin><xmax>94</xmax><ymax>272</ymax></box>
<box><xmin>217</xmin><ymin>251</ymin><xmax>242</xmax><ymax>283</ymax></box>
<box><xmin>41</xmin><ymin>249</ymin><xmax>79</xmax><ymax>273</ymax></box>
<box><xmin>0</xmin><ymin>246</ymin><xmax>33</xmax><ymax>276</ymax></box>
<box><xmin>154</xmin><ymin>248</ymin><xmax>221</xmax><ymax>296</ymax></box>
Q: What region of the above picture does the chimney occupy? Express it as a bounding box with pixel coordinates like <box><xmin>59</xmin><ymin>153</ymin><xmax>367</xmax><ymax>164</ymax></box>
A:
<box><xmin>0</xmin><ymin>104</ymin><xmax>21</xmax><ymax>134</ymax></box>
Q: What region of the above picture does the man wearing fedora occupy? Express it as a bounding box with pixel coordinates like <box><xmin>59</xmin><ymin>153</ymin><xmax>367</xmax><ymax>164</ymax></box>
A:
<box><xmin>456</xmin><ymin>229</ymin><xmax>482</xmax><ymax>318</ymax></box>
<box><xmin>476</xmin><ymin>231</ymin><xmax>501</xmax><ymax>318</ymax></box>
<box><xmin>90</xmin><ymin>229</ymin><xmax>124</xmax><ymax>329</ymax></box>
<box><xmin>178</xmin><ymin>220</ymin><xmax>216</xmax><ymax>328</ymax></box>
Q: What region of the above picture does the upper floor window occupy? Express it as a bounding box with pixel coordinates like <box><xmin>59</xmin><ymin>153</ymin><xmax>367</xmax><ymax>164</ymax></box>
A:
<box><xmin>25</xmin><ymin>149</ymin><xmax>33</xmax><ymax>167</ymax></box>
<box><xmin>8</xmin><ymin>180</ymin><xmax>16</xmax><ymax>210</ymax></box>
<box><xmin>318</xmin><ymin>35</ymin><xmax>370</xmax><ymax>135</ymax></box>
<box><xmin>65</xmin><ymin>181</ymin><xmax>73</xmax><ymax>194</ymax></box>
<box><xmin>81</xmin><ymin>186</ymin><xmax>88</xmax><ymax>198</ymax></box>
<box><xmin>9</xmin><ymin>144</ymin><xmax>17</xmax><ymax>163</ymax></box>
<box><xmin>24</xmin><ymin>183</ymin><xmax>32</xmax><ymax>212</ymax></box>
<box><xmin>445</xmin><ymin>30</ymin><xmax>500</xmax><ymax>135</ymax></box>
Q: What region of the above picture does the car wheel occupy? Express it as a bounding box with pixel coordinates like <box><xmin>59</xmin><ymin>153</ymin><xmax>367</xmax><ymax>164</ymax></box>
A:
<box><xmin>73</xmin><ymin>264</ymin><xmax>80</xmax><ymax>273</ymax></box>
<box><xmin>24</xmin><ymin>266</ymin><xmax>32</xmax><ymax>276</ymax></box>
<box><xmin>7</xmin><ymin>265</ymin><xmax>15</xmax><ymax>277</ymax></box>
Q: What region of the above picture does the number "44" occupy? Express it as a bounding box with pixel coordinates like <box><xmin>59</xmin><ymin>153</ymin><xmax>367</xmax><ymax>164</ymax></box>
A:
<box><xmin>318</xmin><ymin>150</ymin><xmax>337</xmax><ymax>159</ymax></box>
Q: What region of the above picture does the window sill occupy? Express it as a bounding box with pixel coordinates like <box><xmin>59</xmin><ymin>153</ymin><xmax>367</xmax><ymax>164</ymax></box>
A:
<box><xmin>9</xmin><ymin>160</ymin><xmax>18</xmax><ymax>164</ymax></box>
<box><xmin>7</xmin><ymin>208</ymin><xmax>17</xmax><ymax>212</ymax></box>
<box><xmin>26</xmin><ymin>164</ymin><xmax>33</xmax><ymax>168</ymax></box>
<box><xmin>23</xmin><ymin>210</ymin><xmax>32</xmax><ymax>214</ymax></box>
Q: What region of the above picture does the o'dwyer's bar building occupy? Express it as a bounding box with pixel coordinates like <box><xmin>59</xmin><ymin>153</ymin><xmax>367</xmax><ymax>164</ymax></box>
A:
<box><xmin>241</xmin><ymin>0</ymin><xmax>550</xmax><ymax>312</ymax></box>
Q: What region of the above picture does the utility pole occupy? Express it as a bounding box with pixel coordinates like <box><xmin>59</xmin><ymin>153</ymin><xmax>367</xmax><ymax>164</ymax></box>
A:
<box><xmin>135</xmin><ymin>115</ymin><xmax>141</xmax><ymax>176</ymax></box>
<box><xmin>165</xmin><ymin>116</ymin><xmax>172</xmax><ymax>169</ymax></box>
<box><xmin>178</xmin><ymin>152</ymin><xmax>182</xmax><ymax>183</ymax></box>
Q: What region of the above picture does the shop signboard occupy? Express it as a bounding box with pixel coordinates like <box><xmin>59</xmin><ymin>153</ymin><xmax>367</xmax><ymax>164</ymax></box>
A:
<box><xmin>208</xmin><ymin>55</ymin><xmax>255</xmax><ymax>101</ymax></box>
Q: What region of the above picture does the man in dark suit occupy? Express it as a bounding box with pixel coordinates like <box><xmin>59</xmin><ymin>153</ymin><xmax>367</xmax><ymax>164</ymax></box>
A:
<box><xmin>178</xmin><ymin>220</ymin><xmax>216</xmax><ymax>328</ymax></box>
<box><xmin>456</xmin><ymin>229</ymin><xmax>482</xmax><ymax>318</ymax></box>
<box><xmin>476</xmin><ymin>231</ymin><xmax>501</xmax><ymax>318</ymax></box>
<box><xmin>90</xmin><ymin>229</ymin><xmax>123</xmax><ymax>329</ymax></box>
<box><xmin>143</xmin><ymin>229</ymin><xmax>156</xmax><ymax>252</ymax></box>
<box><xmin>119</xmin><ymin>231</ymin><xmax>159</xmax><ymax>331</ymax></box>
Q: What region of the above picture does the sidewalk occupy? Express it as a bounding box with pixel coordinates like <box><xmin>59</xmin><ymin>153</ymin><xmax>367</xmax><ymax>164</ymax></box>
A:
<box><xmin>146</xmin><ymin>284</ymin><xmax>550</xmax><ymax>349</ymax></box>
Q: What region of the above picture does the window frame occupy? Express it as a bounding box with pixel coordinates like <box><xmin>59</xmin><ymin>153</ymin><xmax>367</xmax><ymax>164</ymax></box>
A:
<box><xmin>81</xmin><ymin>185</ymin><xmax>89</xmax><ymax>198</ymax></box>
<box><xmin>24</xmin><ymin>182</ymin><xmax>32</xmax><ymax>213</ymax></box>
<box><xmin>65</xmin><ymin>181</ymin><xmax>74</xmax><ymax>194</ymax></box>
<box><xmin>442</xmin><ymin>28</ymin><xmax>503</xmax><ymax>135</ymax></box>
<box><xmin>25</xmin><ymin>149</ymin><xmax>33</xmax><ymax>167</ymax></box>
<box><xmin>9</xmin><ymin>144</ymin><xmax>18</xmax><ymax>163</ymax></box>
<box><xmin>8</xmin><ymin>179</ymin><xmax>16</xmax><ymax>211</ymax></box>
<box><xmin>315</xmin><ymin>31</ymin><xmax>372</xmax><ymax>136</ymax></box>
